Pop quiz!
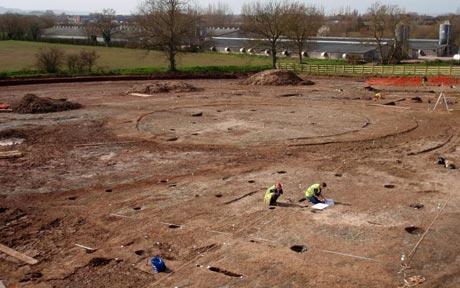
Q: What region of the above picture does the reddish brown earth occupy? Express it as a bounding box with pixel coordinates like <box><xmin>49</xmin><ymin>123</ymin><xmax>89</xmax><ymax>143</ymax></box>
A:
<box><xmin>367</xmin><ymin>76</ymin><xmax>460</xmax><ymax>86</ymax></box>
<box><xmin>0</xmin><ymin>78</ymin><xmax>459</xmax><ymax>288</ymax></box>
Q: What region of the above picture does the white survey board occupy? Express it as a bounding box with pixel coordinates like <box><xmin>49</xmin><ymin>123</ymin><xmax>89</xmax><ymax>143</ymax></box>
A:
<box><xmin>312</xmin><ymin>199</ymin><xmax>335</xmax><ymax>210</ymax></box>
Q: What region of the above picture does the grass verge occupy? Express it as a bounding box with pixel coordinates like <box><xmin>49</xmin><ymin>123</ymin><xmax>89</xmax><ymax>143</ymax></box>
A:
<box><xmin>0</xmin><ymin>65</ymin><xmax>273</xmax><ymax>80</ymax></box>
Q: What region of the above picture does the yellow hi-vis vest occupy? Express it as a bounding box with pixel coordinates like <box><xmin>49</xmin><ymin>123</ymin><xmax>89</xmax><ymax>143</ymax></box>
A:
<box><xmin>264</xmin><ymin>185</ymin><xmax>276</xmax><ymax>205</ymax></box>
<box><xmin>305</xmin><ymin>183</ymin><xmax>321</xmax><ymax>198</ymax></box>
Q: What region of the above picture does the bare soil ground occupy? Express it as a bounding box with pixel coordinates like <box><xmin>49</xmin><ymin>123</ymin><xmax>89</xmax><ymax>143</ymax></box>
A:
<box><xmin>0</xmin><ymin>77</ymin><xmax>459</xmax><ymax>288</ymax></box>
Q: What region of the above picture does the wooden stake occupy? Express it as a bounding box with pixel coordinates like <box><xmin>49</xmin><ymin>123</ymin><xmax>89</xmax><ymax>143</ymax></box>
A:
<box><xmin>0</xmin><ymin>243</ymin><xmax>38</xmax><ymax>265</ymax></box>
<box><xmin>129</xmin><ymin>93</ymin><xmax>154</xmax><ymax>98</ymax></box>
<box><xmin>0</xmin><ymin>150</ymin><xmax>23</xmax><ymax>159</ymax></box>
<box><xmin>367</xmin><ymin>104</ymin><xmax>411</xmax><ymax>110</ymax></box>
<box><xmin>75</xmin><ymin>243</ymin><xmax>97</xmax><ymax>252</ymax></box>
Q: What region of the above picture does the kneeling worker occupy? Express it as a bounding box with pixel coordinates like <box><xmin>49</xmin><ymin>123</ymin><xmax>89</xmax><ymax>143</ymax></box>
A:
<box><xmin>304</xmin><ymin>182</ymin><xmax>327</xmax><ymax>205</ymax></box>
<box><xmin>264</xmin><ymin>181</ymin><xmax>283</xmax><ymax>206</ymax></box>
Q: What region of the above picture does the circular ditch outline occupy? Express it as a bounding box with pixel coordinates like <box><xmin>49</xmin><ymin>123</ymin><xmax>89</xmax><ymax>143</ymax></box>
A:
<box><xmin>135</xmin><ymin>102</ymin><xmax>388</xmax><ymax>147</ymax></box>
<box><xmin>288</xmin><ymin>117</ymin><xmax>371</xmax><ymax>141</ymax></box>
<box><xmin>407</xmin><ymin>132</ymin><xmax>454</xmax><ymax>156</ymax></box>
<box><xmin>288</xmin><ymin>118</ymin><xmax>419</xmax><ymax>148</ymax></box>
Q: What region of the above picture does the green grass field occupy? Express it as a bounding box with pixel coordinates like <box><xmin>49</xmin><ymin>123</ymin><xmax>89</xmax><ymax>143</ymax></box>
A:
<box><xmin>1</xmin><ymin>40</ymin><xmax>456</xmax><ymax>79</ymax></box>
<box><xmin>0</xmin><ymin>40</ymin><xmax>272</xmax><ymax>73</ymax></box>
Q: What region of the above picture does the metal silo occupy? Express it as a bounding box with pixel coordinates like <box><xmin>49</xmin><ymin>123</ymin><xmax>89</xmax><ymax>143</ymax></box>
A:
<box><xmin>396</xmin><ymin>24</ymin><xmax>410</xmax><ymax>43</ymax></box>
<box><xmin>439</xmin><ymin>21</ymin><xmax>451</xmax><ymax>45</ymax></box>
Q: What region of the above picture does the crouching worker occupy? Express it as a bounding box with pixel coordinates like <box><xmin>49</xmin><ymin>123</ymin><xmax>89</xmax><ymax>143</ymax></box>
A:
<box><xmin>264</xmin><ymin>182</ymin><xmax>283</xmax><ymax>206</ymax></box>
<box><xmin>304</xmin><ymin>182</ymin><xmax>327</xmax><ymax>205</ymax></box>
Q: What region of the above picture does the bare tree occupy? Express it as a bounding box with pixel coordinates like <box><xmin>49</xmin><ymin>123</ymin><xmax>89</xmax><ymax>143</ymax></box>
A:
<box><xmin>367</xmin><ymin>2</ymin><xmax>404</xmax><ymax>64</ymax></box>
<box><xmin>27</xmin><ymin>15</ymin><xmax>55</xmax><ymax>41</ymax></box>
<box><xmin>79</xmin><ymin>50</ymin><xmax>100</xmax><ymax>72</ymax></box>
<box><xmin>0</xmin><ymin>14</ymin><xmax>27</xmax><ymax>40</ymax></box>
<box><xmin>84</xmin><ymin>21</ymin><xmax>99</xmax><ymax>42</ymax></box>
<box><xmin>35</xmin><ymin>47</ymin><xmax>65</xmax><ymax>73</ymax></box>
<box><xmin>0</xmin><ymin>13</ymin><xmax>55</xmax><ymax>40</ymax></box>
<box><xmin>285</xmin><ymin>2</ymin><xmax>323</xmax><ymax>64</ymax></box>
<box><xmin>94</xmin><ymin>9</ymin><xmax>118</xmax><ymax>46</ymax></box>
<box><xmin>202</xmin><ymin>1</ymin><xmax>234</xmax><ymax>27</ymax></box>
<box><xmin>136</xmin><ymin>0</ymin><xmax>199</xmax><ymax>72</ymax></box>
<box><xmin>331</xmin><ymin>7</ymin><xmax>362</xmax><ymax>37</ymax></box>
<box><xmin>242</xmin><ymin>1</ymin><xmax>290</xmax><ymax>69</ymax></box>
<box><xmin>447</xmin><ymin>14</ymin><xmax>460</xmax><ymax>48</ymax></box>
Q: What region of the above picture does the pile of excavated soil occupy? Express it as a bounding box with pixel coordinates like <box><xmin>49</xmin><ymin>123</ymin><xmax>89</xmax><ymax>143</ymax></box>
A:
<box><xmin>12</xmin><ymin>94</ymin><xmax>82</xmax><ymax>114</ymax></box>
<box><xmin>243</xmin><ymin>70</ymin><xmax>314</xmax><ymax>86</ymax></box>
<box><xmin>126</xmin><ymin>81</ymin><xmax>202</xmax><ymax>95</ymax></box>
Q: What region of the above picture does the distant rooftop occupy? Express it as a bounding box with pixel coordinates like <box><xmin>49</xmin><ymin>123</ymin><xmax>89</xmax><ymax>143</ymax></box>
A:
<box><xmin>211</xmin><ymin>29</ymin><xmax>447</xmax><ymax>53</ymax></box>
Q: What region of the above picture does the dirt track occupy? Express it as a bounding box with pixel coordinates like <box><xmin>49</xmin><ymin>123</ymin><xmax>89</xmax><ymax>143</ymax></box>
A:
<box><xmin>0</xmin><ymin>78</ymin><xmax>459</xmax><ymax>288</ymax></box>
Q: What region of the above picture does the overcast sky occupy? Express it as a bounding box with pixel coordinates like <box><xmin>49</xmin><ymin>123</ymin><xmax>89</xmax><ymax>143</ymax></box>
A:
<box><xmin>1</xmin><ymin>0</ymin><xmax>458</xmax><ymax>15</ymax></box>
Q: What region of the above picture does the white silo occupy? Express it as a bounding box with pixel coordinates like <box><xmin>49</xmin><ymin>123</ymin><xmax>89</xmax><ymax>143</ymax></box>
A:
<box><xmin>439</xmin><ymin>21</ymin><xmax>451</xmax><ymax>45</ymax></box>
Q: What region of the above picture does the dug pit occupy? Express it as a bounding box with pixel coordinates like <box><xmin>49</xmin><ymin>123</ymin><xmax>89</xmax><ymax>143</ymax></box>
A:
<box><xmin>405</xmin><ymin>226</ymin><xmax>424</xmax><ymax>235</ymax></box>
<box><xmin>409</xmin><ymin>203</ymin><xmax>424</xmax><ymax>209</ymax></box>
<box><xmin>290</xmin><ymin>245</ymin><xmax>308</xmax><ymax>253</ymax></box>
<box><xmin>88</xmin><ymin>257</ymin><xmax>111</xmax><ymax>267</ymax></box>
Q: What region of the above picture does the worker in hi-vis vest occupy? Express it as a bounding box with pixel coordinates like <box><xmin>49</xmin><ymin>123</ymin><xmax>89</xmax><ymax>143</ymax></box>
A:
<box><xmin>264</xmin><ymin>182</ymin><xmax>283</xmax><ymax>206</ymax></box>
<box><xmin>304</xmin><ymin>182</ymin><xmax>327</xmax><ymax>205</ymax></box>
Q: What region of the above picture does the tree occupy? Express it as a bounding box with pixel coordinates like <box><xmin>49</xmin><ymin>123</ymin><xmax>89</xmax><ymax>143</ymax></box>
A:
<box><xmin>66</xmin><ymin>53</ymin><xmax>82</xmax><ymax>73</ymax></box>
<box><xmin>0</xmin><ymin>14</ymin><xmax>27</xmax><ymax>40</ymax></box>
<box><xmin>202</xmin><ymin>1</ymin><xmax>234</xmax><ymax>27</ymax></box>
<box><xmin>94</xmin><ymin>9</ymin><xmax>118</xmax><ymax>46</ymax></box>
<box><xmin>136</xmin><ymin>0</ymin><xmax>199</xmax><ymax>72</ymax></box>
<box><xmin>242</xmin><ymin>0</ymin><xmax>290</xmax><ymax>69</ymax></box>
<box><xmin>35</xmin><ymin>48</ymin><xmax>64</xmax><ymax>73</ymax></box>
<box><xmin>84</xmin><ymin>21</ymin><xmax>99</xmax><ymax>42</ymax></box>
<box><xmin>447</xmin><ymin>14</ymin><xmax>460</xmax><ymax>48</ymax></box>
<box><xmin>0</xmin><ymin>14</ymin><xmax>55</xmax><ymax>40</ymax></box>
<box><xmin>28</xmin><ymin>20</ymin><xmax>42</xmax><ymax>41</ymax></box>
<box><xmin>285</xmin><ymin>2</ymin><xmax>323</xmax><ymax>64</ymax></box>
<box><xmin>333</xmin><ymin>7</ymin><xmax>361</xmax><ymax>37</ymax></box>
<box><xmin>79</xmin><ymin>50</ymin><xmax>99</xmax><ymax>72</ymax></box>
<box><xmin>27</xmin><ymin>15</ymin><xmax>55</xmax><ymax>41</ymax></box>
<box><xmin>367</xmin><ymin>2</ymin><xmax>404</xmax><ymax>64</ymax></box>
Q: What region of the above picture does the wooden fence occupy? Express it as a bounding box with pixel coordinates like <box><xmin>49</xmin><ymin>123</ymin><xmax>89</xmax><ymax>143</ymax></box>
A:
<box><xmin>277</xmin><ymin>63</ymin><xmax>460</xmax><ymax>77</ymax></box>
